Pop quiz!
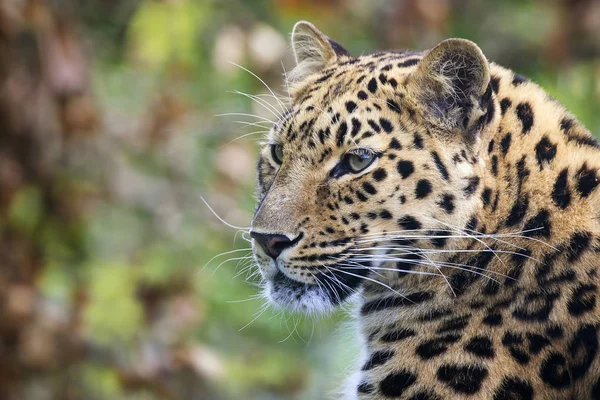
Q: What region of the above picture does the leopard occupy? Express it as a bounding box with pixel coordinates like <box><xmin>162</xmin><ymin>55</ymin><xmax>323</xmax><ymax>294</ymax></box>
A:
<box><xmin>248</xmin><ymin>21</ymin><xmax>600</xmax><ymax>399</ymax></box>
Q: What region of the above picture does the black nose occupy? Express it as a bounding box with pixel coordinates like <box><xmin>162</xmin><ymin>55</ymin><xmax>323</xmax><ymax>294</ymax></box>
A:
<box><xmin>251</xmin><ymin>232</ymin><xmax>302</xmax><ymax>260</ymax></box>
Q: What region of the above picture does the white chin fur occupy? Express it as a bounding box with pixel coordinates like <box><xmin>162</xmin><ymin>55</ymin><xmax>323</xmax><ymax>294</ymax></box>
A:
<box><xmin>266</xmin><ymin>280</ymin><xmax>337</xmax><ymax>316</ymax></box>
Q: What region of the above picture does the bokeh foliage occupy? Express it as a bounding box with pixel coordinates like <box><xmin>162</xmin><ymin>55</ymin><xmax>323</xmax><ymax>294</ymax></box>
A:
<box><xmin>0</xmin><ymin>0</ymin><xmax>598</xmax><ymax>399</ymax></box>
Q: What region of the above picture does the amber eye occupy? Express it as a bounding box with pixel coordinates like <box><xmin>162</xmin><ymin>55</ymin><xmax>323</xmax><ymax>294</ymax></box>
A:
<box><xmin>346</xmin><ymin>149</ymin><xmax>377</xmax><ymax>173</ymax></box>
<box><xmin>271</xmin><ymin>144</ymin><xmax>284</xmax><ymax>164</ymax></box>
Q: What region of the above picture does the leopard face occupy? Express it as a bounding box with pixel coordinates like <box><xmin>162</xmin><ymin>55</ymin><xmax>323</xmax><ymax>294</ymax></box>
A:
<box><xmin>250</xmin><ymin>22</ymin><xmax>492</xmax><ymax>314</ymax></box>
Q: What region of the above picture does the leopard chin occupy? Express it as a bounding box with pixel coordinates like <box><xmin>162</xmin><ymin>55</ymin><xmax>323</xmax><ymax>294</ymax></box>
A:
<box><xmin>257</xmin><ymin>254</ymin><xmax>369</xmax><ymax>314</ymax></box>
<box><xmin>266</xmin><ymin>271</ymin><xmax>338</xmax><ymax>315</ymax></box>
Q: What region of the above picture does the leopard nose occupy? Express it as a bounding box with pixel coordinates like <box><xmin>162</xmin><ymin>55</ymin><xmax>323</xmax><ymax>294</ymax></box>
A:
<box><xmin>250</xmin><ymin>232</ymin><xmax>303</xmax><ymax>260</ymax></box>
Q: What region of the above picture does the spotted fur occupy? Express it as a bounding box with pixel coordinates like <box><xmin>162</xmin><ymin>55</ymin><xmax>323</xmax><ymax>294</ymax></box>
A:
<box><xmin>250</xmin><ymin>21</ymin><xmax>600</xmax><ymax>399</ymax></box>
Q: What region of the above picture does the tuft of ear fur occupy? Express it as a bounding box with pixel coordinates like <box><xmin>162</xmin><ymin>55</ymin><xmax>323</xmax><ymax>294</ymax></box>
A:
<box><xmin>288</xmin><ymin>21</ymin><xmax>349</xmax><ymax>84</ymax></box>
<box><xmin>408</xmin><ymin>39</ymin><xmax>491</xmax><ymax>137</ymax></box>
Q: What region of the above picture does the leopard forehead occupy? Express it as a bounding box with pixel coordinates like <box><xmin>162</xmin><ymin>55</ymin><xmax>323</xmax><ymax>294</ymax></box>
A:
<box><xmin>269</xmin><ymin>52</ymin><xmax>424</xmax><ymax>159</ymax></box>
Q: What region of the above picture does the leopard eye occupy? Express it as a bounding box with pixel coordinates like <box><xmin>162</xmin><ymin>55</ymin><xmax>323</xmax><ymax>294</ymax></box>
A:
<box><xmin>346</xmin><ymin>149</ymin><xmax>376</xmax><ymax>172</ymax></box>
<box><xmin>331</xmin><ymin>148</ymin><xmax>378</xmax><ymax>178</ymax></box>
<box><xmin>271</xmin><ymin>144</ymin><xmax>284</xmax><ymax>165</ymax></box>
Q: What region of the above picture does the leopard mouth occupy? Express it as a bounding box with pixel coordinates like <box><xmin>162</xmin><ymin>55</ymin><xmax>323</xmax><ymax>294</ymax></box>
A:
<box><xmin>266</xmin><ymin>261</ymin><xmax>370</xmax><ymax>313</ymax></box>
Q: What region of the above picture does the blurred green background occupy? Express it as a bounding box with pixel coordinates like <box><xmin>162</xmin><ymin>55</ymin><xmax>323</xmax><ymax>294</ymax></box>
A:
<box><xmin>0</xmin><ymin>0</ymin><xmax>598</xmax><ymax>399</ymax></box>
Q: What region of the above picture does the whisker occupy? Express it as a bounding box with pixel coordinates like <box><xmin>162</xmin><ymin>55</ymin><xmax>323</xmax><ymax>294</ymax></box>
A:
<box><xmin>319</xmin><ymin>266</ymin><xmax>344</xmax><ymax>305</ymax></box>
<box><xmin>350</xmin><ymin>247</ymin><xmax>540</xmax><ymax>262</ymax></box>
<box><xmin>228</xmin><ymin>61</ymin><xmax>288</xmax><ymax>114</ymax></box>
<box><xmin>356</xmin><ymin>228</ymin><xmax>438</xmax><ymax>238</ymax></box>
<box><xmin>200</xmin><ymin>196</ymin><xmax>251</xmax><ymax>231</ymax></box>
<box><xmin>230</xmin><ymin>120</ymin><xmax>273</xmax><ymax>129</ymax></box>
<box><xmin>227</xmin><ymin>130</ymin><xmax>270</xmax><ymax>143</ymax></box>
<box><xmin>244</xmin><ymin>269</ymin><xmax>263</xmax><ymax>283</ymax></box>
<box><xmin>345</xmin><ymin>254</ymin><xmax>511</xmax><ymax>281</ymax></box>
<box><xmin>241</xmin><ymin>231</ymin><xmax>253</xmax><ymax>243</ymax></box>
<box><xmin>279</xmin><ymin>316</ymin><xmax>299</xmax><ymax>343</ymax></box>
<box><xmin>356</xmin><ymin>226</ymin><xmax>551</xmax><ymax>245</ymax></box>
<box><xmin>233</xmin><ymin>229</ymin><xmax>251</xmax><ymax>244</ymax></box>
<box><xmin>417</xmin><ymin>247</ymin><xmax>456</xmax><ymax>297</ymax></box>
<box><xmin>324</xmin><ymin>263</ymin><xmax>418</xmax><ymax>301</ymax></box>
<box><xmin>215</xmin><ymin>112</ymin><xmax>277</xmax><ymax>124</ymax></box>
<box><xmin>233</xmin><ymin>259</ymin><xmax>257</xmax><ymax>279</ymax></box>
<box><xmin>233</xmin><ymin>258</ymin><xmax>254</xmax><ymax>276</ymax></box>
<box><xmin>212</xmin><ymin>255</ymin><xmax>254</xmax><ymax>275</ymax></box>
<box><xmin>239</xmin><ymin>302</ymin><xmax>270</xmax><ymax>332</ymax></box>
<box><xmin>254</xmin><ymin>93</ymin><xmax>291</xmax><ymax>109</ymax></box>
<box><xmin>201</xmin><ymin>248</ymin><xmax>252</xmax><ymax>271</ymax></box>
<box><xmin>433</xmin><ymin>218</ymin><xmax>558</xmax><ymax>251</ymax></box>
<box><xmin>246</xmin><ymin>280</ymin><xmax>266</xmax><ymax>288</ymax></box>
<box><xmin>431</xmin><ymin>219</ymin><xmax>507</xmax><ymax>269</ymax></box>
<box><xmin>308</xmin><ymin>270</ymin><xmax>327</xmax><ymax>295</ymax></box>
<box><xmin>335</xmin><ymin>263</ymin><xmax>440</xmax><ymax>277</ymax></box>
<box><xmin>492</xmin><ymin>230</ymin><xmax>559</xmax><ymax>251</ymax></box>
<box><xmin>306</xmin><ymin>315</ymin><xmax>316</xmax><ymax>346</ymax></box>
<box><xmin>318</xmin><ymin>262</ymin><xmax>361</xmax><ymax>297</ymax></box>
<box><xmin>227</xmin><ymin>293</ymin><xmax>263</xmax><ymax>303</ymax></box>
<box><xmin>230</xmin><ymin>90</ymin><xmax>285</xmax><ymax>120</ymax></box>
<box><xmin>280</xmin><ymin>61</ymin><xmax>293</xmax><ymax>101</ymax></box>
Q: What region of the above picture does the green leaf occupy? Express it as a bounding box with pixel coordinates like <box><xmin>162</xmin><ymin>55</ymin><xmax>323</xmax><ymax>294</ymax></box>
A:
<box><xmin>127</xmin><ymin>0</ymin><xmax>211</xmax><ymax>70</ymax></box>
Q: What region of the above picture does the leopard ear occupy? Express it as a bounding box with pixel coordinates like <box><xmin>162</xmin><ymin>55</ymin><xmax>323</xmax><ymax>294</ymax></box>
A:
<box><xmin>289</xmin><ymin>21</ymin><xmax>349</xmax><ymax>83</ymax></box>
<box><xmin>408</xmin><ymin>39</ymin><xmax>491</xmax><ymax>137</ymax></box>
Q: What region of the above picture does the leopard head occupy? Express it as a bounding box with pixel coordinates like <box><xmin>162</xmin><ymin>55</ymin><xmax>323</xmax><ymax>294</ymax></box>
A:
<box><xmin>250</xmin><ymin>21</ymin><xmax>494</xmax><ymax>314</ymax></box>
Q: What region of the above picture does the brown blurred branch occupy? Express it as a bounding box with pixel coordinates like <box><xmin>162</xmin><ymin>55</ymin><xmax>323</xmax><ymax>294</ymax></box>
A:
<box><xmin>0</xmin><ymin>1</ymin><xmax>97</xmax><ymax>398</ymax></box>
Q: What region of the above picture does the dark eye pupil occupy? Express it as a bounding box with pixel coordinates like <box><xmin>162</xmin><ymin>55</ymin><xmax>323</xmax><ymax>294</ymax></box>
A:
<box><xmin>271</xmin><ymin>144</ymin><xmax>284</xmax><ymax>164</ymax></box>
